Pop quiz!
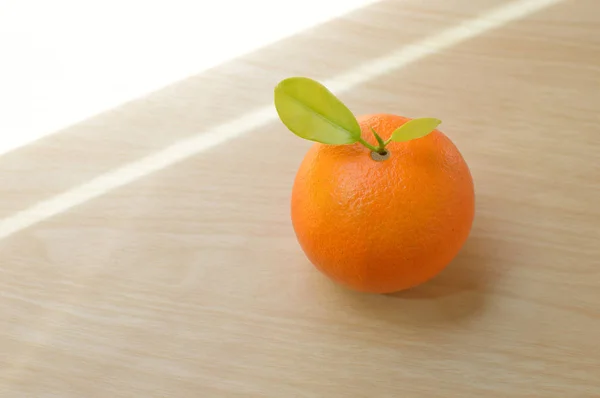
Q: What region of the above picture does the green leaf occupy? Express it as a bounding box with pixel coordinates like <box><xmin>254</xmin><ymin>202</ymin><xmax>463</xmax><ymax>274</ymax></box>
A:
<box><xmin>274</xmin><ymin>77</ymin><xmax>361</xmax><ymax>145</ymax></box>
<box><xmin>391</xmin><ymin>118</ymin><xmax>441</xmax><ymax>142</ymax></box>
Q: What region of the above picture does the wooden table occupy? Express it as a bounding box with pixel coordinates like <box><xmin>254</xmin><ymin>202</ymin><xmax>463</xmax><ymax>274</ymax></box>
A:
<box><xmin>1</xmin><ymin>0</ymin><xmax>599</xmax><ymax>396</ymax></box>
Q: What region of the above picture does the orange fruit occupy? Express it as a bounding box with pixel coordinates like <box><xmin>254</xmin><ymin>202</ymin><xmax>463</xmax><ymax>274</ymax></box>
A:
<box><xmin>290</xmin><ymin>113</ymin><xmax>475</xmax><ymax>294</ymax></box>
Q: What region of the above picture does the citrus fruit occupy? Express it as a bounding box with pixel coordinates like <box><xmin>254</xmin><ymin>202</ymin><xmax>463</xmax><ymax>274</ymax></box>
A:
<box><xmin>274</xmin><ymin>77</ymin><xmax>475</xmax><ymax>294</ymax></box>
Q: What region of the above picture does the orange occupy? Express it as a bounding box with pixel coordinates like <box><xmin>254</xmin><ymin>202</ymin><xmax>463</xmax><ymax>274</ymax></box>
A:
<box><xmin>290</xmin><ymin>113</ymin><xmax>475</xmax><ymax>294</ymax></box>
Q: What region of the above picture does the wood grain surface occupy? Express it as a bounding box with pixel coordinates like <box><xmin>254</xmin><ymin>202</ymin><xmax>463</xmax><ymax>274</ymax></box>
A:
<box><xmin>1</xmin><ymin>0</ymin><xmax>599</xmax><ymax>396</ymax></box>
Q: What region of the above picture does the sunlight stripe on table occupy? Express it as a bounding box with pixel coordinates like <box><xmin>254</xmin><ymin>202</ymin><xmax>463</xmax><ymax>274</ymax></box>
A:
<box><xmin>0</xmin><ymin>0</ymin><xmax>565</xmax><ymax>240</ymax></box>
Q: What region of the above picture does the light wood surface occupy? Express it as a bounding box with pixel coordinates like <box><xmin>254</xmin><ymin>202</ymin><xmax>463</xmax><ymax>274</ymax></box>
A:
<box><xmin>1</xmin><ymin>0</ymin><xmax>599</xmax><ymax>396</ymax></box>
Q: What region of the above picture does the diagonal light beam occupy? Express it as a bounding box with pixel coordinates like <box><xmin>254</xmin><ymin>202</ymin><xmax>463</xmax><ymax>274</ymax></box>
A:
<box><xmin>0</xmin><ymin>0</ymin><xmax>565</xmax><ymax>240</ymax></box>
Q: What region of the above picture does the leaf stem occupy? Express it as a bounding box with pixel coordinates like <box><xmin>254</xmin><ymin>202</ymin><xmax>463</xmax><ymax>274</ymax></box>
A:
<box><xmin>358</xmin><ymin>126</ymin><xmax>394</xmax><ymax>156</ymax></box>
<box><xmin>370</xmin><ymin>127</ymin><xmax>386</xmax><ymax>149</ymax></box>
<box><xmin>357</xmin><ymin>137</ymin><xmax>380</xmax><ymax>153</ymax></box>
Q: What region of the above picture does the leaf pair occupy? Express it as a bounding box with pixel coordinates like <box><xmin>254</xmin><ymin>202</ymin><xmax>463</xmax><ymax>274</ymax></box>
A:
<box><xmin>273</xmin><ymin>76</ymin><xmax>441</xmax><ymax>147</ymax></box>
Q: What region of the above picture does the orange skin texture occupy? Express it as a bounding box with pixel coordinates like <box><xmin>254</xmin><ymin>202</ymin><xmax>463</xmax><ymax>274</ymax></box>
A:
<box><xmin>290</xmin><ymin>114</ymin><xmax>475</xmax><ymax>294</ymax></box>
